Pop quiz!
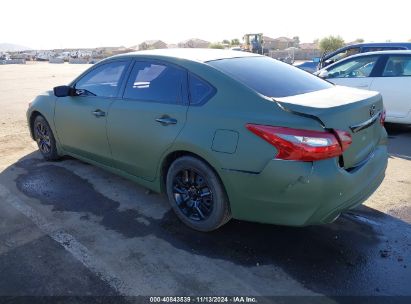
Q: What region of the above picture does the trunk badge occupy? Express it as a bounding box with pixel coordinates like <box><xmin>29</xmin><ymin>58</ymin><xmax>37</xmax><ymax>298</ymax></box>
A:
<box><xmin>370</xmin><ymin>105</ymin><xmax>376</xmax><ymax>117</ymax></box>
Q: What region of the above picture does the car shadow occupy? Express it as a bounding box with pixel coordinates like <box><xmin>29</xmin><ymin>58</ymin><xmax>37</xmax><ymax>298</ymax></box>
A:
<box><xmin>385</xmin><ymin>123</ymin><xmax>411</xmax><ymax>161</ymax></box>
<box><xmin>1</xmin><ymin>151</ymin><xmax>410</xmax><ymax>297</ymax></box>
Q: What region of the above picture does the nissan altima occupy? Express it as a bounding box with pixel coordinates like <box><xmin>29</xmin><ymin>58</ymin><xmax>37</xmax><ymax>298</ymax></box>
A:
<box><xmin>27</xmin><ymin>49</ymin><xmax>388</xmax><ymax>231</ymax></box>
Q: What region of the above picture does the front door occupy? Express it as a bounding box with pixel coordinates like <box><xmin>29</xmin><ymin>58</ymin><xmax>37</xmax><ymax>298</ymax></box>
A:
<box><xmin>108</xmin><ymin>60</ymin><xmax>188</xmax><ymax>180</ymax></box>
<box><xmin>54</xmin><ymin>60</ymin><xmax>130</xmax><ymax>164</ymax></box>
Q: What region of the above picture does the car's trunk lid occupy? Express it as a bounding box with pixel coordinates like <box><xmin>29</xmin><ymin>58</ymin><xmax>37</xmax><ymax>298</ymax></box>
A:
<box><xmin>275</xmin><ymin>86</ymin><xmax>383</xmax><ymax>169</ymax></box>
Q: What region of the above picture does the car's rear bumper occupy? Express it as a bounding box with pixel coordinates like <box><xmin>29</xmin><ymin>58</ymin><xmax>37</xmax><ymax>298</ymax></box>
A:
<box><xmin>223</xmin><ymin>144</ymin><xmax>388</xmax><ymax>226</ymax></box>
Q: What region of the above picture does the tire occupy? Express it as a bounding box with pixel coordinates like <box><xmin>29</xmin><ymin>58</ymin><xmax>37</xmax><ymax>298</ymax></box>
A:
<box><xmin>166</xmin><ymin>156</ymin><xmax>231</xmax><ymax>232</ymax></box>
<box><xmin>33</xmin><ymin>115</ymin><xmax>60</xmax><ymax>161</ymax></box>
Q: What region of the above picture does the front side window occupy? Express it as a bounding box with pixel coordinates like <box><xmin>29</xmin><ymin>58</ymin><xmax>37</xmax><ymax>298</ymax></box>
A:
<box><xmin>124</xmin><ymin>61</ymin><xmax>185</xmax><ymax>104</ymax></box>
<box><xmin>326</xmin><ymin>56</ymin><xmax>379</xmax><ymax>78</ymax></box>
<box><xmin>382</xmin><ymin>56</ymin><xmax>411</xmax><ymax>77</ymax></box>
<box><xmin>75</xmin><ymin>61</ymin><xmax>128</xmax><ymax>97</ymax></box>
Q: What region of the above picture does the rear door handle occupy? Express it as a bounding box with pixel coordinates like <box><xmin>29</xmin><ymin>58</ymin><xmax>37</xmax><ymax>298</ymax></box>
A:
<box><xmin>155</xmin><ymin>116</ymin><xmax>177</xmax><ymax>126</ymax></box>
<box><xmin>92</xmin><ymin>109</ymin><xmax>106</xmax><ymax>117</ymax></box>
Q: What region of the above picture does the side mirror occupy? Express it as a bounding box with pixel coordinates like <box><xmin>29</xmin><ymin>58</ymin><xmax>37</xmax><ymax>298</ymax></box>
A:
<box><xmin>317</xmin><ymin>70</ymin><xmax>329</xmax><ymax>79</ymax></box>
<box><xmin>53</xmin><ymin>85</ymin><xmax>73</xmax><ymax>97</ymax></box>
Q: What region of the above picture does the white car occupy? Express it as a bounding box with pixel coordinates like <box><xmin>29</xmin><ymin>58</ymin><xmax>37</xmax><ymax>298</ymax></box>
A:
<box><xmin>315</xmin><ymin>50</ymin><xmax>411</xmax><ymax>124</ymax></box>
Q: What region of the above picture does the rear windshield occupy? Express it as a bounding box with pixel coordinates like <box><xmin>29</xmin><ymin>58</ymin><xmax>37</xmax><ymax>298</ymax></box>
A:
<box><xmin>208</xmin><ymin>56</ymin><xmax>333</xmax><ymax>98</ymax></box>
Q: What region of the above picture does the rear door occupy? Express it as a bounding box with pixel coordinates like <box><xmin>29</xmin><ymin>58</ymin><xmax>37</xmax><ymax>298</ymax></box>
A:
<box><xmin>54</xmin><ymin>60</ymin><xmax>130</xmax><ymax>164</ymax></box>
<box><xmin>325</xmin><ymin>55</ymin><xmax>381</xmax><ymax>89</ymax></box>
<box><xmin>369</xmin><ymin>54</ymin><xmax>411</xmax><ymax>119</ymax></box>
<box><xmin>107</xmin><ymin>60</ymin><xmax>188</xmax><ymax>181</ymax></box>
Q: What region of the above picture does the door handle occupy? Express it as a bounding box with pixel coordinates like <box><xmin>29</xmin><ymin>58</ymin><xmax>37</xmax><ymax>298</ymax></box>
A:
<box><xmin>155</xmin><ymin>116</ymin><xmax>177</xmax><ymax>126</ymax></box>
<box><xmin>92</xmin><ymin>109</ymin><xmax>106</xmax><ymax>117</ymax></box>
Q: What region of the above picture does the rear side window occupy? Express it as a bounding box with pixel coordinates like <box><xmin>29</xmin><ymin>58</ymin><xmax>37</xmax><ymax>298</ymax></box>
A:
<box><xmin>382</xmin><ymin>56</ymin><xmax>411</xmax><ymax>77</ymax></box>
<box><xmin>189</xmin><ymin>74</ymin><xmax>215</xmax><ymax>105</ymax></box>
<box><xmin>75</xmin><ymin>61</ymin><xmax>128</xmax><ymax>97</ymax></box>
<box><xmin>208</xmin><ymin>56</ymin><xmax>332</xmax><ymax>98</ymax></box>
<box><xmin>124</xmin><ymin>61</ymin><xmax>185</xmax><ymax>104</ymax></box>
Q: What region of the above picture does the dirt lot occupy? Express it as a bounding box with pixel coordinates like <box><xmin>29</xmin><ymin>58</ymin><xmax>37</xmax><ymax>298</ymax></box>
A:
<box><xmin>0</xmin><ymin>62</ymin><xmax>410</xmax><ymax>300</ymax></box>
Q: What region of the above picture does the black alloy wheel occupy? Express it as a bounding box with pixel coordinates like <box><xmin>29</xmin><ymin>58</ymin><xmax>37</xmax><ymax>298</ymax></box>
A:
<box><xmin>172</xmin><ymin>168</ymin><xmax>213</xmax><ymax>221</ymax></box>
<box><xmin>166</xmin><ymin>156</ymin><xmax>231</xmax><ymax>231</ymax></box>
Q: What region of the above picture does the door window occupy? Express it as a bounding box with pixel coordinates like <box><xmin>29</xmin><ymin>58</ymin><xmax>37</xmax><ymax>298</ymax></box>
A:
<box><xmin>75</xmin><ymin>61</ymin><xmax>128</xmax><ymax>97</ymax></box>
<box><xmin>124</xmin><ymin>62</ymin><xmax>185</xmax><ymax>104</ymax></box>
<box><xmin>189</xmin><ymin>74</ymin><xmax>215</xmax><ymax>105</ymax></box>
<box><xmin>326</xmin><ymin>56</ymin><xmax>379</xmax><ymax>78</ymax></box>
<box><xmin>382</xmin><ymin>56</ymin><xmax>411</xmax><ymax>77</ymax></box>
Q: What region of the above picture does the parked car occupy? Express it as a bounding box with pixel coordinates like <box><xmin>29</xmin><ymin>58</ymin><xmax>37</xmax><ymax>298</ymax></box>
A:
<box><xmin>27</xmin><ymin>49</ymin><xmax>388</xmax><ymax>231</ymax></box>
<box><xmin>298</xmin><ymin>42</ymin><xmax>411</xmax><ymax>73</ymax></box>
<box><xmin>294</xmin><ymin>60</ymin><xmax>319</xmax><ymax>73</ymax></box>
<box><xmin>315</xmin><ymin>50</ymin><xmax>411</xmax><ymax>125</ymax></box>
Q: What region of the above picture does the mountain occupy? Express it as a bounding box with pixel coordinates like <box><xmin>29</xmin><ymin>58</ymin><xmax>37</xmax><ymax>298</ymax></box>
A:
<box><xmin>0</xmin><ymin>43</ymin><xmax>32</xmax><ymax>52</ymax></box>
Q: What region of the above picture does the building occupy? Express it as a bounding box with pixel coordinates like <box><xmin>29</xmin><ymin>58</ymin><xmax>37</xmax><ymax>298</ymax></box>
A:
<box><xmin>178</xmin><ymin>38</ymin><xmax>210</xmax><ymax>48</ymax></box>
<box><xmin>137</xmin><ymin>40</ymin><xmax>167</xmax><ymax>51</ymax></box>
<box><xmin>167</xmin><ymin>43</ymin><xmax>178</xmax><ymax>49</ymax></box>
<box><xmin>299</xmin><ymin>43</ymin><xmax>320</xmax><ymax>50</ymax></box>
<box><xmin>263</xmin><ymin>36</ymin><xmax>296</xmax><ymax>50</ymax></box>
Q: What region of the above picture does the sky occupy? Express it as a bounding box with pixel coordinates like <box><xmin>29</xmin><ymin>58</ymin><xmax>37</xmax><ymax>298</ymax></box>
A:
<box><xmin>1</xmin><ymin>0</ymin><xmax>410</xmax><ymax>50</ymax></box>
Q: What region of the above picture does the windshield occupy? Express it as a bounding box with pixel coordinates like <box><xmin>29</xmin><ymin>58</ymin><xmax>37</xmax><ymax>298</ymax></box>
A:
<box><xmin>208</xmin><ymin>56</ymin><xmax>333</xmax><ymax>98</ymax></box>
<box><xmin>324</xmin><ymin>47</ymin><xmax>361</xmax><ymax>66</ymax></box>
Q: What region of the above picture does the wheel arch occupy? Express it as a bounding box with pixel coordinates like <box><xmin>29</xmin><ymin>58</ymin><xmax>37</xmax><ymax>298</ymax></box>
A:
<box><xmin>159</xmin><ymin>150</ymin><xmax>228</xmax><ymax>198</ymax></box>
<box><xmin>28</xmin><ymin>110</ymin><xmax>43</xmax><ymax>140</ymax></box>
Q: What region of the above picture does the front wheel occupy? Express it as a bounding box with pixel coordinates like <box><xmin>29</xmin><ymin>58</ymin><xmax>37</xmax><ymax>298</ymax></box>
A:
<box><xmin>33</xmin><ymin>115</ymin><xmax>60</xmax><ymax>161</ymax></box>
<box><xmin>166</xmin><ymin>156</ymin><xmax>231</xmax><ymax>232</ymax></box>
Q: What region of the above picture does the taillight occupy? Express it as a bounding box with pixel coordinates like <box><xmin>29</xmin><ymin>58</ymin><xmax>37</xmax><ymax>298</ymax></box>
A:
<box><xmin>380</xmin><ymin>108</ymin><xmax>386</xmax><ymax>126</ymax></box>
<box><xmin>334</xmin><ymin>129</ymin><xmax>352</xmax><ymax>152</ymax></box>
<box><xmin>246</xmin><ymin>124</ymin><xmax>352</xmax><ymax>162</ymax></box>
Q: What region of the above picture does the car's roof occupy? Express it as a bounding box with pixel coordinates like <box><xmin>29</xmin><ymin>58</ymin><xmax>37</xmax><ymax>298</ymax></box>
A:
<box><xmin>345</xmin><ymin>42</ymin><xmax>411</xmax><ymax>48</ymax></box>
<box><xmin>347</xmin><ymin>50</ymin><xmax>411</xmax><ymax>57</ymax></box>
<box><xmin>112</xmin><ymin>48</ymin><xmax>260</xmax><ymax>63</ymax></box>
<box><xmin>323</xmin><ymin>42</ymin><xmax>411</xmax><ymax>60</ymax></box>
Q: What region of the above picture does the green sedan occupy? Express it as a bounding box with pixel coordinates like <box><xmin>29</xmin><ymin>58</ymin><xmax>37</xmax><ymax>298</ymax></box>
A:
<box><xmin>27</xmin><ymin>49</ymin><xmax>388</xmax><ymax>231</ymax></box>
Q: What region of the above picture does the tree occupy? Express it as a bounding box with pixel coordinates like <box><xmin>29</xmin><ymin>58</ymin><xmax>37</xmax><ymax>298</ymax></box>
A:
<box><xmin>209</xmin><ymin>43</ymin><xmax>225</xmax><ymax>49</ymax></box>
<box><xmin>354</xmin><ymin>38</ymin><xmax>364</xmax><ymax>43</ymax></box>
<box><xmin>292</xmin><ymin>36</ymin><xmax>300</xmax><ymax>47</ymax></box>
<box><xmin>222</xmin><ymin>39</ymin><xmax>230</xmax><ymax>45</ymax></box>
<box><xmin>319</xmin><ymin>35</ymin><xmax>345</xmax><ymax>52</ymax></box>
<box><xmin>231</xmin><ymin>38</ymin><xmax>240</xmax><ymax>46</ymax></box>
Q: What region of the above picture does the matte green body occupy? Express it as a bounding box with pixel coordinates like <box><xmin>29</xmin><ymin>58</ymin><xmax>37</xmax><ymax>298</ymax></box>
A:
<box><xmin>27</xmin><ymin>50</ymin><xmax>388</xmax><ymax>226</ymax></box>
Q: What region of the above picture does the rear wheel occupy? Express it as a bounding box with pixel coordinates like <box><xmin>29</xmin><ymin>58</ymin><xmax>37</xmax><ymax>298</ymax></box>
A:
<box><xmin>166</xmin><ymin>156</ymin><xmax>231</xmax><ymax>232</ymax></box>
<box><xmin>33</xmin><ymin>115</ymin><xmax>60</xmax><ymax>161</ymax></box>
